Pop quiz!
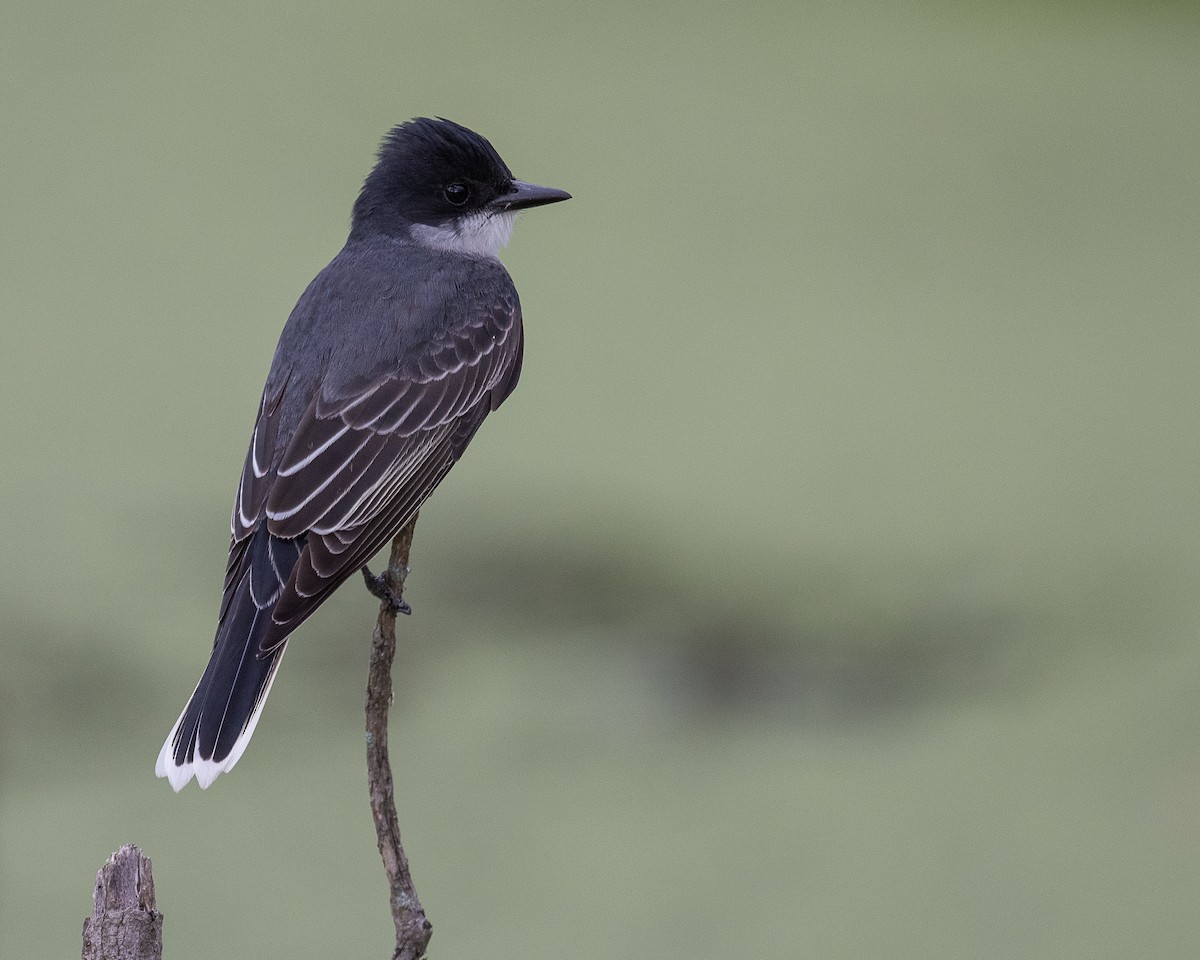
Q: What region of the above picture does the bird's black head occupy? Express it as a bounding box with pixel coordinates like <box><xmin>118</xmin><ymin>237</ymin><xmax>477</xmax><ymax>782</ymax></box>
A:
<box><xmin>351</xmin><ymin>117</ymin><xmax>570</xmax><ymax>256</ymax></box>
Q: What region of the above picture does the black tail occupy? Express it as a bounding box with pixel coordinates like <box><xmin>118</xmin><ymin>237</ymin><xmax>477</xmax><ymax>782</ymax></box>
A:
<box><xmin>156</xmin><ymin>526</ymin><xmax>302</xmax><ymax>790</ymax></box>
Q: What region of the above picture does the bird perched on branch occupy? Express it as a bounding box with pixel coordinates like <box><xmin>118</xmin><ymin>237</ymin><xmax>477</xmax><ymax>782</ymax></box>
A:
<box><xmin>156</xmin><ymin>118</ymin><xmax>570</xmax><ymax>791</ymax></box>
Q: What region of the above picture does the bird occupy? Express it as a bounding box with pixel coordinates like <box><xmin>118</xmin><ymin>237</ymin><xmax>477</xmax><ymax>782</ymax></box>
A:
<box><xmin>155</xmin><ymin>117</ymin><xmax>570</xmax><ymax>791</ymax></box>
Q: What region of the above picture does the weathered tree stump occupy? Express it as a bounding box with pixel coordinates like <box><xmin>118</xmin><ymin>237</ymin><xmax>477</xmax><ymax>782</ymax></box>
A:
<box><xmin>82</xmin><ymin>845</ymin><xmax>162</xmax><ymax>960</ymax></box>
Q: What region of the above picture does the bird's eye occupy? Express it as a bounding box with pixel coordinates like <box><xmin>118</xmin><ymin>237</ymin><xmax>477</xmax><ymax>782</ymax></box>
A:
<box><xmin>443</xmin><ymin>183</ymin><xmax>470</xmax><ymax>206</ymax></box>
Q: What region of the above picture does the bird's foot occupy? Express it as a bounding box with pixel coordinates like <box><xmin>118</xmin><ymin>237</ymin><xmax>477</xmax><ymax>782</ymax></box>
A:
<box><xmin>361</xmin><ymin>565</ymin><xmax>412</xmax><ymax>615</ymax></box>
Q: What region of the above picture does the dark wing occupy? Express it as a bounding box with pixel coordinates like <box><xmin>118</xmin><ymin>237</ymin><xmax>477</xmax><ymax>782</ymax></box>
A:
<box><xmin>228</xmin><ymin>288</ymin><xmax>523</xmax><ymax>652</ymax></box>
<box><xmin>223</xmin><ymin>370</ymin><xmax>292</xmax><ymax>626</ymax></box>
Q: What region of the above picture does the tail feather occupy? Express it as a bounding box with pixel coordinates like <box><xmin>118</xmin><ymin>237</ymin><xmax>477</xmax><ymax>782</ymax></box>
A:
<box><xmin>156</xmin><ymin>527</ymin><xmax>301</xmax><ymax>791</ymax></box>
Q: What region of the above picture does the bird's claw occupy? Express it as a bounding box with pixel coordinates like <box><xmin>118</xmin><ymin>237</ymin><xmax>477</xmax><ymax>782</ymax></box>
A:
<box><xmin>361</xmin><ymin>566</ymin><xmax>412</xmax><ymax>615</ymax></box>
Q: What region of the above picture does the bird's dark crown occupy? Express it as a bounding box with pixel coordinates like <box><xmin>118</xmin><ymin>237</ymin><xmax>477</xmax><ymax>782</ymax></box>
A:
<box><xmin>351</xmin><ymin>117</ymin><xmax>515</xmax><ymax>236</ymax></box>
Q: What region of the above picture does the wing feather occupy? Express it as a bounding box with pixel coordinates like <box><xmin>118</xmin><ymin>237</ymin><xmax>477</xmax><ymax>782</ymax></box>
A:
<box><xmin>232</xmin><ymin>376</ymin><xmax>289</xmax><ymax>540</ymax></box>
<box><xmin>308</xmin><ymin>425</ymin><xmax>451</xmax><ymax>536</ymax></box>
<box><xmin>260</xmin><ymin>410</ymin><xmax>485</xmax><ymax>651</ymax></box>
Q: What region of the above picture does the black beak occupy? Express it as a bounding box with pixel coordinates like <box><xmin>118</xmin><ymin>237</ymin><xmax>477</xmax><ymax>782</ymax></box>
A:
<box><xmin>492</xmin><ymin>180</ymin><xmax>572</xmax><ymax>212</ymax></box>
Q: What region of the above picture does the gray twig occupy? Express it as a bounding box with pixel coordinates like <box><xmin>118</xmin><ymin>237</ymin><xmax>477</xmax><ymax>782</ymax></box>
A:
<box><xmin>365</xmin><ymin>514</ymin><xmax>432</xmax><ymax>960</ymax></box>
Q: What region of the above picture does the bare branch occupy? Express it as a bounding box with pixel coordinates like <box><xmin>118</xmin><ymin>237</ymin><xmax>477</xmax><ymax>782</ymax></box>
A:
<box><xmin>365</xmin><ymin>514</ymin><xmax>432</xmax><ymax>960</ymax></box>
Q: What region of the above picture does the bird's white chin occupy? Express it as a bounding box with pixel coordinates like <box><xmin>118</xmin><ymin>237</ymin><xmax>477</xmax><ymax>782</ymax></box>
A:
<box><xmin>409</xmin><ymin>211</ymin><xmax>515</xmax><ymax>259</ymax></box>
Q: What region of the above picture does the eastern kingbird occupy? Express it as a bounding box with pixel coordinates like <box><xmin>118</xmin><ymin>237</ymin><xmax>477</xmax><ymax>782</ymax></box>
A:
<box><xmin>156</xmin><ymin>118</ymin><xmax>570</xmax><ymax>791</ymax></box>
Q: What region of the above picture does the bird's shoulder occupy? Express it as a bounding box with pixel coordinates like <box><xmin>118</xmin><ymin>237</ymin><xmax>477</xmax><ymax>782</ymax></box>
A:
<box><xmin>313</xmin><ymin>236</ymin><xmax>517</xmax><ymax>320</ymax></box>
<box><xmin>275</xmin><ymin>237</ymin><xmax>518</xmax><ymax>390</ymax></box>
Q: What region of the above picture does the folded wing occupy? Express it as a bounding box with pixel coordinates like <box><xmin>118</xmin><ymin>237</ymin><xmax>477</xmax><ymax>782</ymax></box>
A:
<box><xmin>229</xmin><ymin>289</ymin><xmax>523</xmax><ymax>652</ymax></box>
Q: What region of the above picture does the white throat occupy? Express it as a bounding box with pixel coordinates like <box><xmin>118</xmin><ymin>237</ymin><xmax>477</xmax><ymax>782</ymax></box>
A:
<box><xmin>410</xmin><ymin>210</ymin><xmax>516</xmax><ymax>259</ymax></box>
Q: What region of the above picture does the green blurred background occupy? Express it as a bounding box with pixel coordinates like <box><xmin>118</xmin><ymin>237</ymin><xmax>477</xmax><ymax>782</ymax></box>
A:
<box><xmin>3</xmin><ymin>1</ymin><xmax>1199</xmax><ymax>957</ymax></box>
